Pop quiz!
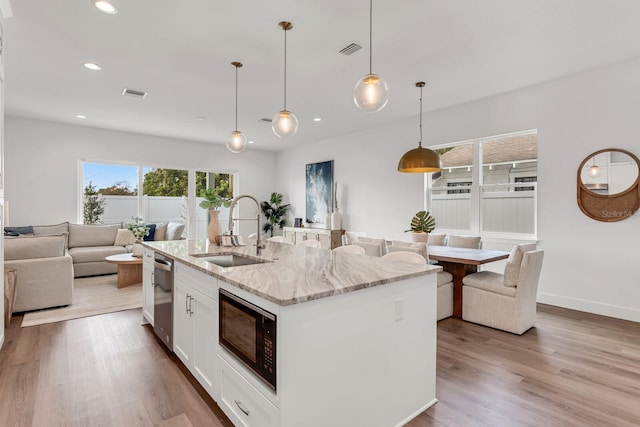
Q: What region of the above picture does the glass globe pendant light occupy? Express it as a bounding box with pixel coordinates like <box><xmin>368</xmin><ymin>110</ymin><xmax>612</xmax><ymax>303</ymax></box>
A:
<box><xmin>226</xmin><ymin>62</ymin><xmax>248</xmax><ymax>153</ymax></box>
<box><xmin>272</xmin><ymin>21</ymin><xmax>299</xmax><ymax>138</ymax></box>
<box><xmin>353</xmin><ymin>0</ymin><xmax>389</xmax><ymax>113</ymax></box>
<box><xmin>398</xmin><ymin>82</ymin><xmax>442</xmax><ymax>173</ymax></box>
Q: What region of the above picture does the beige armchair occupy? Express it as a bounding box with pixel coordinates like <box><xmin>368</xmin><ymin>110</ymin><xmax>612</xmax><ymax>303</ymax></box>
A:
<box><xmin>462</xmin><ymin>245</ymin><xmax>544</xmax><ymax>334</ymax></box>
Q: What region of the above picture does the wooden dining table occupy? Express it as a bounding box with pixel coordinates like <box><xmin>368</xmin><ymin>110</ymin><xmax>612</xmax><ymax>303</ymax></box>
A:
<box><xmin>428</xmin><ymin>246</ymin><xmax>510</xmax><ymax>318</ymax></box>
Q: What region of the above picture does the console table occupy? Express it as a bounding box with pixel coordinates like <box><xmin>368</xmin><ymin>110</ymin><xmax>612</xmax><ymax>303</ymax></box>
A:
<box><xmin>282</xmin><ymin>227</ymin><xmax>344</xmax><ymax>249</ymax></box>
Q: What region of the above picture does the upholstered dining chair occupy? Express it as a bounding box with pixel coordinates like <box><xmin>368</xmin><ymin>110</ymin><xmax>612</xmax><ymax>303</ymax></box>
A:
<box><xmin>462</xmin><ymin>244</ymin><xmax>544</xmax><ymax>334</ymax></box>
<box><xmin>297</xmin><ymin>239</ymin><xmax>322</xmax><ymax>248</ymax></box>
<box><xmin>382</xmin><ymin>251</ymin><xmax>454</xmax><ymax>321</ymax></box>
<box><xmin>332</xmin><ymin>245</ymin><xmax>366</xmax><ymax>255</ymax></box>
<box><xmin>448</xmin><ymin>234</ymin><xmax>482</xmax><ymax>249</ymax></box>
<box><xmin>267</xmin><ymin>236</ymin><xmax>292</xmax><ymax>244</ymax></box>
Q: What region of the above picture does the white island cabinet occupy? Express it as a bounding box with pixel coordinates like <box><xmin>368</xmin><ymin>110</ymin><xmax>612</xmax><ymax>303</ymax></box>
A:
<box><xmin>173</xmin><ymin>262</ymin><xmax>219</xmax><ymax>400</ymax></box>
<box><xmin>145</xmin><ymin>238</ymin><xmax>439</xmax><ymax>427</ymax></box>
<box><xmin>141</xmin><ymin>248</ymin><xmax>154</xmax><ymax>325</ymax></box>
<box><xmin>215</xmin><ymin>274</ymin><xmax>436</xmax><ymax>427</ymax></box>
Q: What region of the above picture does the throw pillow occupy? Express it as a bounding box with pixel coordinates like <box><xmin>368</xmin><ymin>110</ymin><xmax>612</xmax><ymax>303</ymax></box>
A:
<box><xmin>144</xmin><ymin>224</ymin><xmax>157</xmax><ymax>241</ymax></box>
<box><xmin>503</xmin><ymin>243</ymin><xmax>537</xmax><ymax>287</ymax></box>
<box><xmin>114</xmin><ymin>229</ymin><xmax>136</xmax><ymax>246</ymax></box>
<box><xmin>154</xmin><ymin>223</ymin><xmax>168</xmax><ymax>241</ymax></box>
<box><xmin>4</xmin><ymin>226</ymin><xmax>34</xmax><ymax>236</ymax></box>
<box><xmin>166</xmin><ymin>222</ymin><xmax>186</xmax><ymax>240</ymax></box>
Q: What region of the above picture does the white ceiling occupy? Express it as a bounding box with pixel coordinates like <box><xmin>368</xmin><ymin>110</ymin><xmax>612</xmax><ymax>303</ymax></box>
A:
<box><xmin>4</xmin><ymin>0</ymin><xmax>640</xmax><ymax>152</ymax></box>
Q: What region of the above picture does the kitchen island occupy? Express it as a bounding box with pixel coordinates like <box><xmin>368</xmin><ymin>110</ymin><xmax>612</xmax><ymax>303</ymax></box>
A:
<box><xmin>143</xmin><ymin>238</ymin><xmax>440</xmax><ymax>427</ymax></box>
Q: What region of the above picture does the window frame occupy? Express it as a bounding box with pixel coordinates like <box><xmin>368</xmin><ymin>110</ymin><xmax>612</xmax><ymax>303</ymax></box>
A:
<box><xmin>425</xmin><ymin>129</ymin><xmax>538</xmax><ymax>241</ymax></box>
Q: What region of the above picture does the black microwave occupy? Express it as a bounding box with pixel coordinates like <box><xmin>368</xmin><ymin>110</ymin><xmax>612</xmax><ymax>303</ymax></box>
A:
<box><xmin>219</xmin><ymin>289</ymin><xmax>277</xmax><ymax>391</ymax></box>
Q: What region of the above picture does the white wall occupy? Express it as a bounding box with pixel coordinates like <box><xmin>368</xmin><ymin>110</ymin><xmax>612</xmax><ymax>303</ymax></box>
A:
<box><xmin>4</xmin><ymin>117</ymin><xmax>277</xmax><ymax>237</ymax></box>
<box><xmin>276</xmin><ymin>58</ymin><xmax>640</xmax><ymax>323</ymax></box>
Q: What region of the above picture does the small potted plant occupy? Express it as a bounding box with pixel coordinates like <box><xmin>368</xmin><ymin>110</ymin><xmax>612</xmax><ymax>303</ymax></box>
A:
<box><xmin>128</xmin><ymin>216</ymin><xmax>150</xmax><ymax>257</ymax></box>
<box><xmin>199</xmin><ymin>187</ymin><xmax>232</xmax><ymax>244</ymax></box>
<box><xmin>405</xmin><ymin>210</ymin><xmax>436</xmax><ymax>243</ymax></box>
<box><xmin>260</xmin><ymin>192</ymin><xmax>291</xmax><ymax>237</ymax></box>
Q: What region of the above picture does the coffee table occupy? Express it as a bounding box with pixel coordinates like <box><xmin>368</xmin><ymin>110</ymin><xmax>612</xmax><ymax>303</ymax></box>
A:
<box><xmin>105</xmin><ymin>253</ymin><xmax>143</xmax><ymax>289</ymax></box>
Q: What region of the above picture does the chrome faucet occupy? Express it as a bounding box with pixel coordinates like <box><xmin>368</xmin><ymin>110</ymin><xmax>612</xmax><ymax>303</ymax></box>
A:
<box><xmin>228</xmin><ymin>194</ymin><xmax>265</xmax><ymax>254</ymax></box>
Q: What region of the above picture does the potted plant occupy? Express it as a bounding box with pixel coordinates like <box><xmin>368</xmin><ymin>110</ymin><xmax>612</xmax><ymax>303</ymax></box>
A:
<box><xmin>199</xmin><ymin>187</ymin><xmax>232</xmax><ymax>244</ymax></box>
<box><xmin>128</xmin><ymin>216</ymin><xmax>150</xmax><ymax>257</ymax></box>
<box><xmin>405</xmin><ymin>210</ymin><xmax>436</xmax><ymax>243</ymax></box>
<box><xmin>260</xmin><ymin>192</ymin><xmax>291</xmax><ymax>237</ymax></box>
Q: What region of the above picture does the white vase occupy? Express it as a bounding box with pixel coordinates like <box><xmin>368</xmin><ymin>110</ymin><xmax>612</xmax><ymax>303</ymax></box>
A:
<box><xmin>411</xmin><ymin>232</ymin><xmax>429</xmax><ymax>243</ymax></box>
<box><xmin>132</xmin><ymin>241</ymin><xmax>143</xmax><ymax>257</ymax></box>
<box><xmin>325</xmin><ymin>211</ymin><xmax>331</xmax><ymax>229</ymax></box>
<box><xmin>331</xmin><ymin>208</ymin><xmax>342</xmax><ymax>230</ymax></box>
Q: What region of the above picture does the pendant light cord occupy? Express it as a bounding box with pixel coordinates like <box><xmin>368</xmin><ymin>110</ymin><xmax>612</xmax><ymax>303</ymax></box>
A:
<box><xmin>369</xmin><ymin>0</ymin><xmax>373</xmax><ymax>74</ymax></box>
<box><xmin>283</xmin><ymin>27</ymin><xmax>287</xmax><ymax>110</ymax></box>
<box><xmin>418</xmin><ymin>85</ymin><xmax>423</xmax><ymax>148</ymax></box>
<box><xmin>234</xmin><ymin>65</ymin><xmax>239</xmax><ymax>131</ymax></box>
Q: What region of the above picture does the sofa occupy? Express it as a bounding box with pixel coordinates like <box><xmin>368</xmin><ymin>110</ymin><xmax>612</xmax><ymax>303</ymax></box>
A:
<box><xmin>3</xmin><ymin>221</ymin><xmax>185</xmax><ymax>313</ymax></box>
<box><xmin>6</xmin><ymin>221</ymin><xmax>186</xmax><ymax>278</ymax></box>
<box><xmin>4</xmin><ymin>233</ymin><xmax>74</xmax><ymax>312</ymax></box>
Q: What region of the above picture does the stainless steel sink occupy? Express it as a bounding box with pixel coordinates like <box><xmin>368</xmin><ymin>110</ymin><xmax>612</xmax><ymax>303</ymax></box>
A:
<box><xmin>191</xmin><ymin>253</ymin><xmax>269</xmax><ymax>267</ymax></box>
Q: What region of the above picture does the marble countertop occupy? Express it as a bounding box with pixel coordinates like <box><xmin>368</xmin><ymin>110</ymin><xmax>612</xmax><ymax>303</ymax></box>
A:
<box><xmin>143</xmin><ymin>238</ymin><xmax>440</xmax><ymax>306</ymax></box>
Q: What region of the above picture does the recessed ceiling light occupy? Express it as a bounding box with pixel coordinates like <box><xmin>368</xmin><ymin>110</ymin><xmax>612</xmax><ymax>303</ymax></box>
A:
<box><xmin>75</xmin><ymin>114</ymin><xmax>87</xmax><ymax>119</ymax></box>
<box><xmin>93</xmin><ymin>0</ymin><xmax>118</xmax><ymax>14</ymax></box>
<box><xmin>196</xmin><ymin>116</ymin><xmax>206</xmax><ymax>121</ymax></box>
<box><xmin>84</xmin><ymin>62</ymin><xmax>102</xmax><ymax>71</ymax></box>
<box><xmin>313</xmin><ymin>117</ymin><xmax>322</xmax><ymax>122</ymax></box>
<box><xmin>248</xmin><ymin>140</ymin><xmax>255</xmax><ymax>144</ymax></box>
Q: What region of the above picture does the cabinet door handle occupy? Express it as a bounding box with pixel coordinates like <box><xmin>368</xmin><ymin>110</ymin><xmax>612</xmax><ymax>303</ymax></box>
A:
<box><xmin>189</xmin><ymin>296</ymin><xmax>194</xmax><ymax>317</ymax></box>
<box><xmin>234</xmin><ymin>399</ymin><xmax>250</xmax><ymax>416</ymax></box>
<box><xmin>185</xmin><ymin>292</ymin><xmax>191</xmax><ymax>315</ymax></box>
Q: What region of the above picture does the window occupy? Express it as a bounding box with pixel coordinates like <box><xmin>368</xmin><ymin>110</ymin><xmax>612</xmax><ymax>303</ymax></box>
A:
<box><xmin>447</xmin><ymin>182</ymin><xmax>471</xmax><ymax>194</ymax></box>
<box><xmin>82</xmin><ymin>162</ymin><xmax>138</xmax><ymax>224</ymax></box>
<box><xmin>427</xmin><ymin>130</ymin><xmax>537</xmax><ymax>238</ymax></box>
<box><xmin>81</xmin><ymin>161</ymin><xmax>235</xmax><ymax>238</ymax></box>
<box><xmin>514</xmin><ymin>176</ymin><xmax>537</xmax><ymax>192</ymax></box>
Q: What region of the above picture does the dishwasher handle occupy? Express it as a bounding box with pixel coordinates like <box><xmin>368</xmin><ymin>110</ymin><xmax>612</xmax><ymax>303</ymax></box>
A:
<box><xmin>154</xmin><ymin>259</ymin><xmax>172</xmax><ymax>272</ymax></box>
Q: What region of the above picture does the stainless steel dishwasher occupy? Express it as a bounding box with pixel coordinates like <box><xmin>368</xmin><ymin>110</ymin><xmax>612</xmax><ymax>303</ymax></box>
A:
<box><xmin>153</xmin><ymin>254</ymin><xmax>173</xmax><ymax>350</ymax></box>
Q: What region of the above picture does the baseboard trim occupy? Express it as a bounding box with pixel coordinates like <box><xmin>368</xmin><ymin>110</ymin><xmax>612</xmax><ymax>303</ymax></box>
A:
<box><xmin>395</xmin><ymin>398</ymin><xmax>438</xmax><ymax>427</ymax></box>
<box><xmin>538</xmin><ymin>292</ymin><xmax>640</xmax><ymax>323</ymax></box>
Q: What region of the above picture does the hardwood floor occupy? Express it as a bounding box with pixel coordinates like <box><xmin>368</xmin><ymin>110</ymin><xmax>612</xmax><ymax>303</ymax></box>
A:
<box><xmin>0</xmin><ymin>309</ymin><xmax>232</xmax><ymax>427</ymax></box>
<box><xmin>408</xmin><ymin>304</ymin><xmax>640</xmax><ymax>427</ymax></box>
<box><xmin>0</xmin><ymin>304</ymin><xmax>639</xmax><ymax>426</ymax></box>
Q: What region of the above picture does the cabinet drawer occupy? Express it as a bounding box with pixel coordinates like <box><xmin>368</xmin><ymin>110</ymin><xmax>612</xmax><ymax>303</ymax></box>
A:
<box><xmin>175</xmin><ymin>262</ymin><xmax>217</xmax><ymax>300</ymax></box>
<box><xmin>219</xmin><ymin>356</ymin><xmax>279</xmax><ymax>427</ymax></box>
<box><xmin>142</xmin><ymin>247</ymin><xmax>154</xmax><ymax>267</ymax></box>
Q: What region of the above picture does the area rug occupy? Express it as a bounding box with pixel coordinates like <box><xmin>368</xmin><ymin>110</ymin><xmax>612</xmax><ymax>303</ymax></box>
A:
<box><xmin>21</xmin><ymin>274</ymin><xmax>142</xmax><ymax>327</ymax></box>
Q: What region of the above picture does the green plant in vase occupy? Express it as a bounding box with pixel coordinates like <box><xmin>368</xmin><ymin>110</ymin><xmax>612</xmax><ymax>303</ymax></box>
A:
<box><xmin>260</xmin><ymin>192</ymin><xmax>291</xmax><ymax>237</ymax></box>
<box><xmin>199</xmin><ymin>187</ymin><xmax>232</xmax><ymax>244</ymax></box>
<box><xmin>405</xmin><ymin>210</ymin><xmax>436</xmax><ymax>243</ymax></box>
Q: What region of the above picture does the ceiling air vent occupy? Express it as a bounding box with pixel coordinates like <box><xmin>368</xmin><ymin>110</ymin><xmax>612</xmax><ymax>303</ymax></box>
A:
<box><xmin>258</xmin><ymin>117</ymin><xmax>272</xmax><ymax>123</ymax></box>
<box><xmin>122</xmin><ymin>88</ymin><xmax>148</xmax><ymax>99</ymax></box>
<box><xmin>339</xmin><ymin>42</ymin><xmax>363</xmax><ymax>56</ymax></box>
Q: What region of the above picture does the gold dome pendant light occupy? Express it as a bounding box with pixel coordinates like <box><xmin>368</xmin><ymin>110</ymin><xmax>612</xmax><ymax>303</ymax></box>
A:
<box><xmin>226</xmin><ymin>62</ymin><xmax>248</xmax><ymax>153</ymax></box>
<box><xmin>353</xmin><ymin>0</ymin><xmax>389</xmax><ymax>112</ymax></box>
<box><xmin>272</xmin><ymin>21</ymin><xmax>299</xmax><ymax>138</ymax></box>
<box><xmin>398</xmin><ymin>82</ymin><xmax>442</xmax><ymax>173</ymax></box>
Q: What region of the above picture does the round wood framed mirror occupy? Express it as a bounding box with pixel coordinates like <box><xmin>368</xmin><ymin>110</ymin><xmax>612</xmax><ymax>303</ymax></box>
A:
<box><xmin>577</xmin><ymin>148</ymin><xmax>640</xmax><ymax>221</ymax></box>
